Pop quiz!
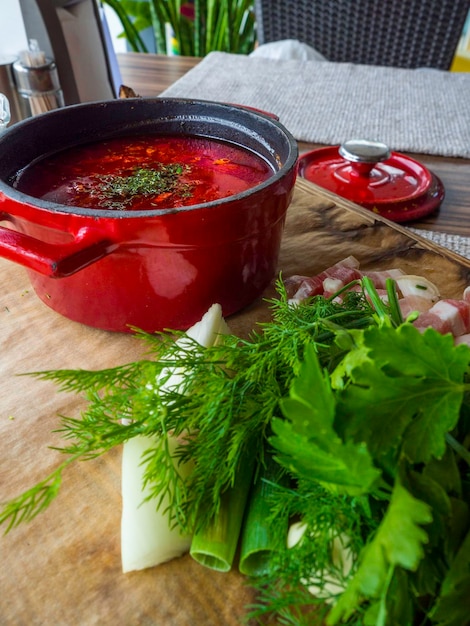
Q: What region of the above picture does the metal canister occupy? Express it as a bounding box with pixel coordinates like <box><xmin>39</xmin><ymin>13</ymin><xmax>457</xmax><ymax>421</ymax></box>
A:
<box><xmin>12</xmin><ymin>57</ymin><xmax>64</xmax><ymax>118</ymax></box>
<box><xmin>0</xmin><ymin>55</ymin><xmax>22</xmax><ymax>124</ymax></box>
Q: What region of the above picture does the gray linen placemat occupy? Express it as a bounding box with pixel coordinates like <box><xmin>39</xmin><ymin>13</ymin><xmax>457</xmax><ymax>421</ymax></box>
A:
<box><xmin>161</xmin><ymin>52</ymin><xmax>470</xmax><ymax>158</ymax></box>
<box><xmin>409</xmin><ymin>228</ymin><xmax>470</xmax><ymax>260</ymax></box>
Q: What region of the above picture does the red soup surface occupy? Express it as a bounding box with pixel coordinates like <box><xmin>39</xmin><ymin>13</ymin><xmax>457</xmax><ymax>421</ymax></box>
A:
<box><xmin>13</xmin><ymin>134</ymin><xmax>274</xmax><ymax>211</ymax></box>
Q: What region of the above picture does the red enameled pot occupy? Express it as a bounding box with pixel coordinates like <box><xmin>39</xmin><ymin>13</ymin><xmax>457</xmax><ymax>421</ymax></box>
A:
<box><xmin>0</xmin><ymin>98</ymin><xmax>298</xmax><ymax>332</ymax></box>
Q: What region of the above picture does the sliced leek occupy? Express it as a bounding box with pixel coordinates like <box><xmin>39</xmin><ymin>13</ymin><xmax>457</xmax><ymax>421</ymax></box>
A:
<box><xmin>121</xmin><ymin>304</ymin><xmax>229</xmax><ymax>572</ymax></box>
<box><xmin>189</xmin><ymin>448</ymin><xmax>255</xmax><ymax>572</ymax></box>
<box><xmin>395</xmin><ymin>275</ymin><xmax>440</xmax><ymax>302</ymax></box>
<box><xmin>239</xmin><ymin>453</ymin><xmax>288</xmax><ymax>576</ymax></box>
<box><xmin>121</xmin><ymin>434</ymin><xmax>192</xmax><ymax>572</ymax></box>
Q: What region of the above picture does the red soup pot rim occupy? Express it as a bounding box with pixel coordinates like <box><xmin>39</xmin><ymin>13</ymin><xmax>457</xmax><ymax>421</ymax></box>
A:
<box><xmin>0</xmin><ymin>97</ymin><xmax>298</xmax><ymax>332</ymax></box>
<box><xmin>0</xmin><ymin>97</ymin><xmax>298</xmax><ymax>277</ymax></box>
<box><xmin>0</xmin><ymin>97</ymin><xmax>298</xmax><ymax>220</ymax></box>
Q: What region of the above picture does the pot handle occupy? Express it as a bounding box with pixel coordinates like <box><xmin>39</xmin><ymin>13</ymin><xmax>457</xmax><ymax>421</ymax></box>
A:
<box><xmin>0</xmin><ymin>218</ymin><xmax>117</xmax><ymax>277</ymax></box>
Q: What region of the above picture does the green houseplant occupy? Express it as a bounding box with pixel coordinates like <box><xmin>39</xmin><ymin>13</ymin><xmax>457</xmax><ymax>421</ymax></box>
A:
<box><xmin>102</xmin><ymin>0</ymin><xmax>256</xmax><ymax>56</ymax></box>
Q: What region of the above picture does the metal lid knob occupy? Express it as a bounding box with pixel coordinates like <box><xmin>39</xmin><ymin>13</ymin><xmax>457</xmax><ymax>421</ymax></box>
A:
<box><xmin>338</xmin><ymin>139</ymin><xmax>391</xmax><ymax>177</ymax></box>
<box><xmin>339</xmin><ymin>139</ymin><xmax>391</xmax><ymax>164</ymax></box>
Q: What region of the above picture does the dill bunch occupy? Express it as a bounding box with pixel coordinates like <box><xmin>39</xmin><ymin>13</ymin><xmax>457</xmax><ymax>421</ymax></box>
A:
<box><xmin>88</xmin><ymin>163</ymin><xmax>192</xmax><ymax>209</ymax></box>
<box><xmin>0</xmin><ymin>279</ymin><xmax>379</xmax><ymax>534</ymax></box>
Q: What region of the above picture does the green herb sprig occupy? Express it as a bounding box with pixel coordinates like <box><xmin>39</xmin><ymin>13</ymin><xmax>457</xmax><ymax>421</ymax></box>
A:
<box><xmin>88</xmin><ymin>164</ymin><xmax>192</xmax><ymax>209</ymax></box>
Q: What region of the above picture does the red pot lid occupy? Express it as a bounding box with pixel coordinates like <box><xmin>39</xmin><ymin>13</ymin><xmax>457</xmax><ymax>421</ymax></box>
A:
<box><xmin>298</xmin><ymin>139</ymin><xmax>445</xmax><ymax>223</ymax></box>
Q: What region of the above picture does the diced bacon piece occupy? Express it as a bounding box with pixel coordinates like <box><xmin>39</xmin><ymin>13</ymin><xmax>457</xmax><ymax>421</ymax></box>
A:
<box><xmin>361</xmin><ymin>268</ymin><xmax>405</xmax><ymax>289</ymax></box>
<box><xmin>322</xmin><ymin>277</ymin><xmax>344</xmax><ymax>296</ymax></box>
<box><xmin>288</xmin><ymin>257</ymin><xmax>362</xmax><ymax>302</ymax></box>
<box><xmin>455</xmin><ymin>333</ymin><xmax>470</xmax><ymax>346</ymax></box>
<box><xmin>362</xmin><ymin>288</ymin><xmax>389</xmax><ymax>306</ymax></box>
<box><xmin>437</xmin><ymin>299</ymin><xmax>470</xmax><ymax>335</ymax></box>
<box><xmin>455</xmin><ymin>299</ymin><xmax>470</xmax><ymax>332</ymax></box>
<box><xmin>284</xmin><ymin>275</ymin><xmax>317</xmax><ymax>299</ymax></box>
<box><xmin>413</xmin><ymin>311</ymin><xmax>455</xmax><ymax>335</ymax></box>
<box><xmin>325</xmin><ymin>265</ymin><xmax>362</xmax><ymax>285</ymax></box>
<box><xmin>399</xmin><ymin>295</ymin><xmax>435</xmax><ymax>319</ymax></box>
<box><xmin>414</xmin><ymin>299</ymin><xmax>470</xmax><ymax>337</ymax></box>
<box><xmin>322</xmin><ymin>271</ymin><xmax>364</xmax><ymax>296</ymax></box>
<box><xmin>287</xmin><ymin>276</ymin><xmax>325</xmax><ymax>302</ymax></box>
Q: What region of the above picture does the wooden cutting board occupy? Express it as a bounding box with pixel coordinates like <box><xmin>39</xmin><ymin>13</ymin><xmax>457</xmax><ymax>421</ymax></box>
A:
<box><xmin>1</xmin><ymin>178</ymin><xmax>470</xmax><ymax>626</ymax></box>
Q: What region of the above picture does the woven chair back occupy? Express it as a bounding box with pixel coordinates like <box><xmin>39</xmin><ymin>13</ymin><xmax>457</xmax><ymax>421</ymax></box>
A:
<box><xmin>254</xmin><ymin>0</ymin><xmax>470</xmax><ymax>69</ymax></box>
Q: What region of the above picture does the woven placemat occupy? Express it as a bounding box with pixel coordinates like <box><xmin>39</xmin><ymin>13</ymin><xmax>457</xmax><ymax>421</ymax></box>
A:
<box><xmin>409</xmin><ymin>228</ymin><xmax>470</xmax><ymax>259</ymax></box>
<box><xmin>161</xmin><ymin>52</ymin><xmax>470</xmax><ymax>158</ymax></box>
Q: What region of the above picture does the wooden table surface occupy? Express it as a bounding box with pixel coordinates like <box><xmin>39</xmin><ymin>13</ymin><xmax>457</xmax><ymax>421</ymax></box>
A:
<box><xmin>117</xmin><ymin>52</ymin><xmax>470</xmax><ymax>238</ymax></box>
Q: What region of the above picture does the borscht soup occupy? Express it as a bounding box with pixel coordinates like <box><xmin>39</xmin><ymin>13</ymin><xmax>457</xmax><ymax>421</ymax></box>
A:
<box><xmin>13</xmin><ymin>134</ymin><xmax>274</xmax><ymax>211</ymax></box>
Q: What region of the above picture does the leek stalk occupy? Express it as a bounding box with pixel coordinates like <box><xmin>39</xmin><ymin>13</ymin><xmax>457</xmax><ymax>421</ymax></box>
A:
<box><xmin>121</xmin><ymin>304</ymin><xmax>230</xmax><ymax>572</ymax></box>
<box><xmin>190</xmin><ymin>449</ymin><xmax>255</xmax><ymax>572</ymax></box>
<box><xmin>121</xmin><ymin>434</ymin><xmax>192</xmax><ymax>572</ymax></box>
<box><xmin>239</xmin><ymin>452</ymin><xmax>289</xmax><ymax>576</ymax></box>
